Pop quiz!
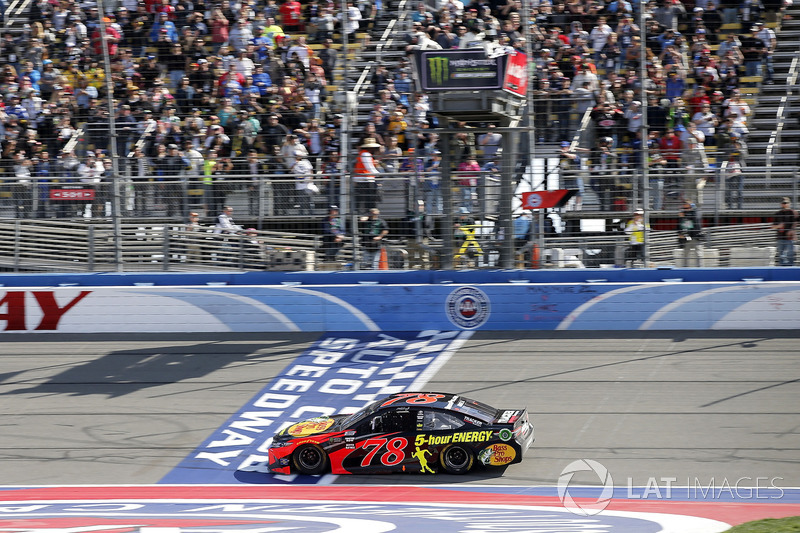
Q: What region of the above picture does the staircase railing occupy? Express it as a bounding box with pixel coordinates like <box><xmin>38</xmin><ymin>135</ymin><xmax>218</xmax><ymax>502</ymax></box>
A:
<box><xmin>2</xmin><ymin>0</ymin><xmax>31</xmax><ymax>30</ymax></box>
<box><xmin>764</xmin><ymin>50</ymin><xmax>800</xmax><ymax>181</ymax></box>
<box><xmin>352</xmin><ymin>0</ymin><xmax>411</xmax><ymax>102</ymax></box>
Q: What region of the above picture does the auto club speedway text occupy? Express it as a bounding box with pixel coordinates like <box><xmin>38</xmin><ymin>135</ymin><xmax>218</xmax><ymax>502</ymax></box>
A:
<box><xmin>192</xmin><ymin>331</ymin><xmax>464</xmax><ymax>475</ymax></box>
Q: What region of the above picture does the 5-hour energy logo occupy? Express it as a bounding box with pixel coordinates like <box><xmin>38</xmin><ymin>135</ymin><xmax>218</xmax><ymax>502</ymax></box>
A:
<box><xmin>415</xmin><ymin>430</ymin><xmax>494</xmax><ymax>446</ymax></box>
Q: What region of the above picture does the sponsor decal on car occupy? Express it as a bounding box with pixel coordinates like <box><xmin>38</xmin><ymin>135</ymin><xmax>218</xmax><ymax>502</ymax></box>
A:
<box><xmin>464</xmin><ymin>415</ymin><xmax>483</xmax><ymax>426</ymax></box>
<box><xmin>287</xmin><ymin>417</ymin><xmax>335</xmax><ymax>437</ymax></box>
<box><xmin>415</xmin><ymin>431</ymin><xmax>494</xmax><ymax>447</ymax></box>
<box><xmin>498</xmin><ymin>428</ymin><xmax>513</xmax><ymax>441</ymax></box>
<box><xmin>478</xmin><ymin>443</ymin><xmax>517</xmax><ymax>466</ymax></box>
<box><xmin>498</xmin><ymin>410</ymin><xmax>519</xmax><ymax>424</ymax></box>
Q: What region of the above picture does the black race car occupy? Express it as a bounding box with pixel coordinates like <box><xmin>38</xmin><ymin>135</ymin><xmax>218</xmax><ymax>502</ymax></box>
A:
<box><xmin>267</xmin><ymin>392</ymin><xmax>534</xmax><ymax>475</ymax></box>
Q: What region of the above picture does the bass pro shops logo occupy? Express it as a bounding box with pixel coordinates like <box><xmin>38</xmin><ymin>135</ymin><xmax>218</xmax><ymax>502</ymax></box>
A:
<box><xmin>445</xmin><ymin>286</ymin><xmax>490</xmax><ymax>329</ymax></box>
<box><xmin>427</xmin><ymin>56</ymin><xmax>450</xmax><ymax>86</ymax></box>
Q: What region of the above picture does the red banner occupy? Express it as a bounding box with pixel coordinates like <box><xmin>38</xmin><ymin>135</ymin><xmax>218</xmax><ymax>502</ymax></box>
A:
<box><xmin>50</xmin><ymin>189</ymin><xmax>95</xmax><ymax>200</ymax></box>
<box><xmin>503</xmin><ymin>52</ymin><xmax>528</xmax><ymax>97</ymax></box>
<box><xmin>521</xmin><ymin>190</ymin><xmax>575</xmax><ymax>210</ymax></box>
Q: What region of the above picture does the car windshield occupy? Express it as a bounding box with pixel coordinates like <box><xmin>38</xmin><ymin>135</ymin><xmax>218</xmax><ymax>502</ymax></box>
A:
<box><xmin>341</xmin><ymin>399</ymin><xmax>382</xmax><ymax>428</ymax></box>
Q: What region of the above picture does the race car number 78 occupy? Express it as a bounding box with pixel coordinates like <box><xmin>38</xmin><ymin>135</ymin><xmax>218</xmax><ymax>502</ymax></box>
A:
<box><xmin>380</xmin><ymin>393</ymin><xmax>446</xmax><ymax>407</ymax></box>
<box><xmin>361</xmin><ymin>437</ymin><xmax>408</xmax><ymax>466</ymax></box>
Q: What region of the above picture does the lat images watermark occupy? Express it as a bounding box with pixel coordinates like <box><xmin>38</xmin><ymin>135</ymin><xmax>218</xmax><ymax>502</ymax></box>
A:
<box><xmin>557</xmin><ymin>460</ymin><xmax>786</xmax><ymax>516</ymax></box>
<box><xmin>557</xmin><ymin>459</ymin><xmax>615</xmax><ymax>516</ymax></box>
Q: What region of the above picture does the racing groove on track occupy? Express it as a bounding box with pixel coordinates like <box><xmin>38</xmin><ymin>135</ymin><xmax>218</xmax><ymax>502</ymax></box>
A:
<box><xmin>0</xmin><ymin>331</ymin><xmax>798</xmax><ymax>487</ymax></box>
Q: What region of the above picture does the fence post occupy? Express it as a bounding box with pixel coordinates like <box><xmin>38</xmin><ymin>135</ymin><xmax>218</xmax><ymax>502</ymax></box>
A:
<box><xmin>13</xmin><ymin>220</ymin><xmax>20</xmax><ymax>272</ymax></box>
<box><xmin>162</xmin><ymin>225</ymin><xmax>170</xmax><ymax>272</ymax></box>
<box><xmin>88</xmin><ymin>225</ymin><xmax>95</xmax><ymax>272</ymax></box>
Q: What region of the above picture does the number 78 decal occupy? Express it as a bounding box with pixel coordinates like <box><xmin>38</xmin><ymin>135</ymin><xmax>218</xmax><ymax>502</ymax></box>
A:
<box><xmin>360</xmin><ymin>437</ymin><xmax>408</xmax><ymax>467</ymax></box>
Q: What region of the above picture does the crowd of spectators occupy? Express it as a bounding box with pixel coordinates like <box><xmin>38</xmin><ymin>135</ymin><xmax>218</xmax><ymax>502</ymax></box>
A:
<box><xmin>0</xmin><ymin>0</ymin><xmax>374</xmax><ymax>217</ymax></box>
<box><xmin>0</xmin><ymin>0</ymin><xmax>786</xmax><ymax>220</ymax></box>
<box><xmin>365</xmin><ymin>0</ymin><xmax>784</xmax><ymax>212</ymax></box>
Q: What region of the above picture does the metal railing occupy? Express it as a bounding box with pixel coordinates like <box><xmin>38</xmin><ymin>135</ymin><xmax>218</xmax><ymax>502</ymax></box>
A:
<box><xmin>765</xmin><ymin>50</ymin><xmax>800</xmax><ymax>178</ymax></box>
<box><xmin>2</xmin><ymin>0</ymin><xmax>31</xmax><ymax>29</ymax></box>
<box><xmin>1</xmin><ymin>163</ymin><xmax>797</xmax><ymax>221</ymax></box>
<box><xmin>0</xmin><ymin>217</ymin><xmax>786</xmax><ymax>273</ymax></box>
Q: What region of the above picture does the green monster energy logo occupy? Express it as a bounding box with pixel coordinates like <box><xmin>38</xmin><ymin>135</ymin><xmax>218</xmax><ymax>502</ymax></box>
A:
<box><xmin>427</xmin><ymin>56</ymin><xmax>450</xmax><ymax>86</ymax></box>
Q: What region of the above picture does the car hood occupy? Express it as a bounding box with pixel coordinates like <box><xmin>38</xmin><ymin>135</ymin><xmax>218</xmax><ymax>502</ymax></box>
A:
<box><xmin>275</xmin><ymin>414</ymin><xmax>350</xmax><ymax>440</ymax></box>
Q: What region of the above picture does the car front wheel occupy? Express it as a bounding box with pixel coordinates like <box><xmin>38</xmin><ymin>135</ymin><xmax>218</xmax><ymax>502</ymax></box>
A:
<box><xmin>440</xmin><ymin>444</ymin><xmax>473</xmax><ymax>474</ymax></box>
<box><xmin>293</xmin><ymin>444</ymin><xmax>328</xmax><ymax>475</ymax></box>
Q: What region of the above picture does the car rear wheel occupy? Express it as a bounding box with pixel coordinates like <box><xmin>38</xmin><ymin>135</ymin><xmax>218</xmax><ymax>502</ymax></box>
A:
<box><xmin>293</xmin><ymin>444</ymin><xmax>328</xmax><ymax>475</ymax></box>
<box><xmin>440</xmin><ymin>444</ymin><xmax>473</xmax><ymax>474</ymax></box>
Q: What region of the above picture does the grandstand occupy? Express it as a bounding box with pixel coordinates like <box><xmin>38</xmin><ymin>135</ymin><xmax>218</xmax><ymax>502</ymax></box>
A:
<box><xmin>0</xmin><ymin>0</ymin><xmax>797</xmax><ymax>272</ymax></box>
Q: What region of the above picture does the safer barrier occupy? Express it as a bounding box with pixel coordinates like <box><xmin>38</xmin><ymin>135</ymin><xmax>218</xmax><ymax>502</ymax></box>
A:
<box><xmin>1</xmin><ymin>269</ymin><xmax>798</xmax><ymax>333</ymax></box>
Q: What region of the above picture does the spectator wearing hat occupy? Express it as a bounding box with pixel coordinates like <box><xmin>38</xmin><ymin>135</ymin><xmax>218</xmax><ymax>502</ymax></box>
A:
<box><xmin>90</xmin><ymin>17</ymin><xmax>122</xmax><ymax>58</ymax></box>
<box><xmin>354</xmin><ymin>137</ymin><xmax>382</xmax><ymax>213</ymax></box>
<box><xmin>754</xmin><ymin>21</ymin><xmax>776</xmax><ymax>84</ymax></box>
<box><xmin>292</xmin><ymin>153</ymin><xmax>316</xmax><ymax>215</ymax></box>
<box><xmin>624</xmin><ymin>208</ymin><xmax>648</xmax><ymax>267</ymax></box>
<box><xmin>724</xmin><ymin>90</ymin><xmax>750</xmax><ymax>139</ymax></box>
<box><xmin>228</xmin><ymin>17</ymin><xmax>254</xmax><ymax>52</ymax></box>
<box><xmin>360</xmin><ymin>207</ymin><xmax>389</xmax><ymax>270</ymax></box>
<box><xmin>740</xmin><ymin>25</ymin><xmax>766</xmax><ymax>77</ymax></box>
<box><xmin>150</xmin><ymin>11</ymin><xmax>178</xmax><ymax>43</ymax></box>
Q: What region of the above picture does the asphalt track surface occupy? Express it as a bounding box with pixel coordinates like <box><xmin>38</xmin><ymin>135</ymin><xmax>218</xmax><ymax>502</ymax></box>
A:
<box><xmin>1</xmin><ymin>330</ymin><xmax>799</xmax><ymax>491</ymax></box>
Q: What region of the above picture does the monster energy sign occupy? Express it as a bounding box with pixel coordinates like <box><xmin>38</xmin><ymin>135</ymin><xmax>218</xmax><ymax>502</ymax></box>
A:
<box><xmin>417</xmin><ymin>50</ymin><xmax>504</xmax><ymax>91</ymax></box>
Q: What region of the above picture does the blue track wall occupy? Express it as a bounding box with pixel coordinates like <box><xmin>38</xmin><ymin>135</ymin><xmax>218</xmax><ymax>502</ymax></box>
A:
<box><xmin>1</xmin><ymin>269</ymin><xmax>799</xmax><ymax>333</ymax></box>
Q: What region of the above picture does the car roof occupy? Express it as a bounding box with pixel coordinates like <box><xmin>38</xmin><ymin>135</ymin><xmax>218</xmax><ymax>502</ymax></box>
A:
<box><xmin>376</xmin><ymin>392</ymin><xmax>499</xmax><ymax>421</ymax></box>
<box><xmin>375</xmin><ymin>392</ymin><xmax>456</xmax><ymax>411</ymax></box>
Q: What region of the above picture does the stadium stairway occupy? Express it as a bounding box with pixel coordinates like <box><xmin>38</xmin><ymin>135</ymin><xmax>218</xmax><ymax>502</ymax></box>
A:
<box><xmin>738</xmin><ymin>4</ymin><xmax>800</xmax><ymax>208</ymax></box>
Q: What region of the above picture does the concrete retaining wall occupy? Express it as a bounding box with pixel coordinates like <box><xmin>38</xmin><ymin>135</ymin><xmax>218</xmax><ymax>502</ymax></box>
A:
<box><xmin>2</xmin><ymin>269</ymin><xmax>799</xmax><ymax>333</ymax></box>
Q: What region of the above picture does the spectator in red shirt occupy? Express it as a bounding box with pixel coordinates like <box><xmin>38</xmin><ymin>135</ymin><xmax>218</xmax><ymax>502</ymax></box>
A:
<box><xmin>687</xmin><ymin>86</ymin><xmax>710</xmax><ymax>117</ymax></box>
<box><xmin>279</xmin><ymin>0</ymin><xmax>303</xmax><ymax>32</ymax></box>
<box><xmin>658</xmin><ymin>127</ymin><xmax>683</xmax><ymax>177</ymax></box>
<box><xmin>91</xmin><ymin>18</ymin><xmax>121</xmax><ymax>57</ymax></box>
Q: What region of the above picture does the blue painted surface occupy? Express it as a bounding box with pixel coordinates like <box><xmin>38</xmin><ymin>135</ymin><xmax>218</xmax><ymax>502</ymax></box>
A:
<box><xmin>160</xmin><ymin>330</ymin><xmax>470</xmax><ymax>484</ymax></box>
<box><xmin>2</xmin><ymin>276</ymin><xmax>800</xmax><ymax>332</ymax></box>
<box><xmin>1</xmin><ymin>267</ymin><xmax>799</xmax><ymax>287</ymax></box>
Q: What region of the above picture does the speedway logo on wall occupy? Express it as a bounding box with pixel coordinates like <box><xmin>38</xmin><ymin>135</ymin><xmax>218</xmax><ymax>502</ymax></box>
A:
<box><xmin>161</xmin><ymin>330</ymin><xmax>471</xmax><ymax>484</ymax></box>
<box><xmin>445</xmin><ymin>286</ymin><xmax>491</xmax><ymax>329</ymax></box>
<box><xmin>416</xmin><ymin>49</ymin><xmax>504</xmax><ymax>91</ymax></box>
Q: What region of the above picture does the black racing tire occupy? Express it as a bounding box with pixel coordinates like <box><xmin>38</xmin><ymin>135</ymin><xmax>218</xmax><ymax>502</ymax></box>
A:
<box><xmin>440</xmin><ymin>444</ymin><xmax>473</xmax><ymax>474</ymax></box>
<box><xmin>292</xmin><ymin>444</ymin><xmax>329</xmax><ymax>475</ymax></box>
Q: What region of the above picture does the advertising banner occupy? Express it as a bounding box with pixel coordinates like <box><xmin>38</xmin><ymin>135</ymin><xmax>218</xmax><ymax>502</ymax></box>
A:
<box><xmin>503</xmin><ymin>51</ymin><xmax>528</xmax><ymax>97</ymax></box>
<box><xmin>521</xmin><ymin>189</ymin><xmax>576</xmax><ymax>209</ymax></box>
<box><xmin>417</xmin><ymin>49</ymin><xmax>504</xmax><ymax>91</ymax></box>
<box><xmin>50</xmin><ymin>188</ymin><xmax>95</xmax><ymax>200</ymax></box>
